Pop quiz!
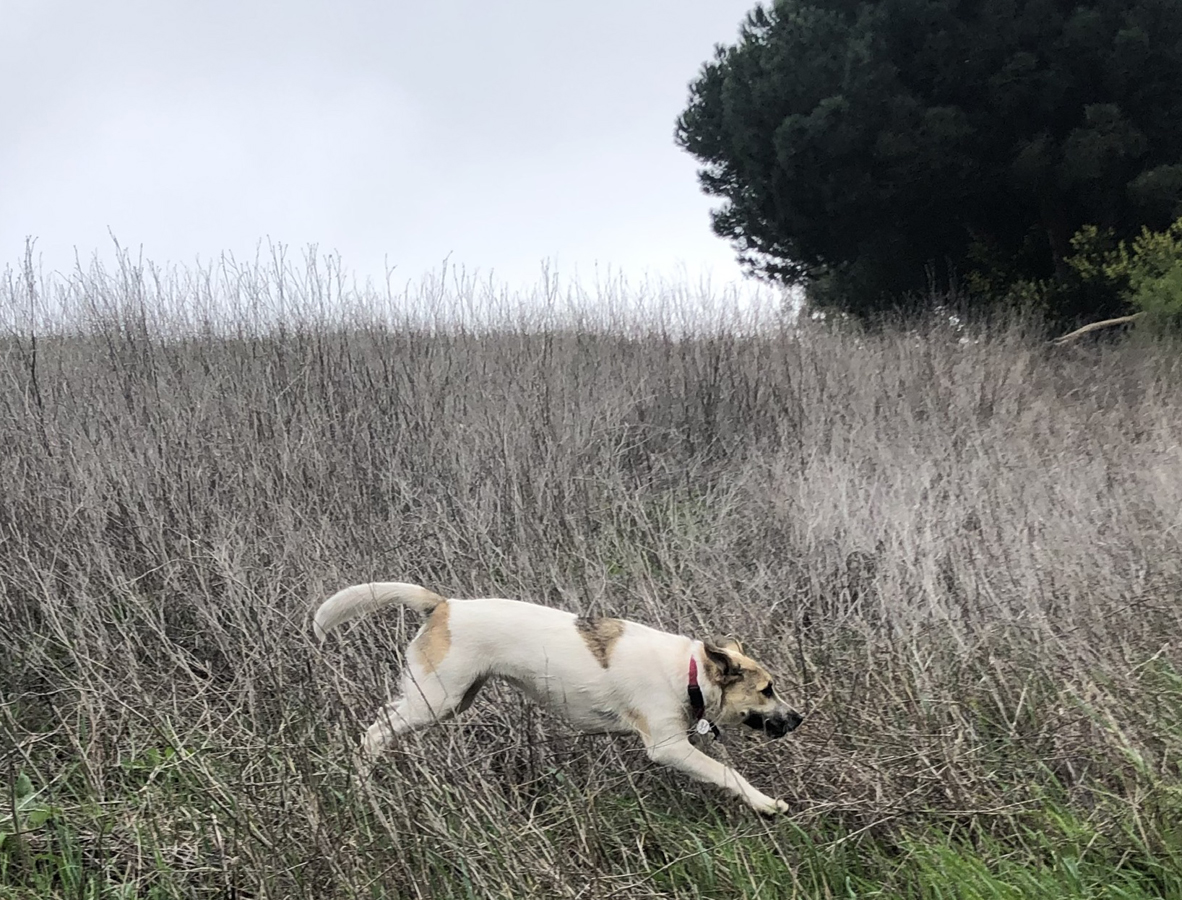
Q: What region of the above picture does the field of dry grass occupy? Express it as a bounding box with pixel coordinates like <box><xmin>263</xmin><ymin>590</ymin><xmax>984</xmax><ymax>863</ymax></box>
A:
<box><xmin>2</xmin><ymin>250</ymin><xmax>1181</xmax><ymax>898</ymax></box>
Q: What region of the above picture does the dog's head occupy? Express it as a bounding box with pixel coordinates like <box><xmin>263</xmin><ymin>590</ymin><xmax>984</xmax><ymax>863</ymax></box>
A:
<box><xmin>703</xmin><ymin>640</ymin><xmax>803</xmax><ymax>738</ymax></box>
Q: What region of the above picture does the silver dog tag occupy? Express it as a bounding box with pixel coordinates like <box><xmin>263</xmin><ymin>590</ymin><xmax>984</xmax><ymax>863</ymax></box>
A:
<box><xmin>695</xmin><ymin>718</ymin><xmax>714</xmax><ymax>736</ymax></box>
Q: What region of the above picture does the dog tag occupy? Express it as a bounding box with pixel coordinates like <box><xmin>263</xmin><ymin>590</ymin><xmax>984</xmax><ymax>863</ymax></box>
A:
<box><xmin>694</xmin><ymin>718</ymin><xmax>714</xmax><ymax>736</ymax></box>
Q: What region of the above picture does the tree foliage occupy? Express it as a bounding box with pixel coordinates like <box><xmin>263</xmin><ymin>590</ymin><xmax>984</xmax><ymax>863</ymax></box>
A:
<box><xmin>676</xmin><ymin>0</ymin><xmax>1182</xmax><ymax>318</ymax></box>
<box><xmin>1068</xmin><ymin>219</ymin><xmax>1182</xmax><ymax>329</ymax></box>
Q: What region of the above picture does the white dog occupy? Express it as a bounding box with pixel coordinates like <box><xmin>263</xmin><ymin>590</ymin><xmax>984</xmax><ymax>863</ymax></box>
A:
<box><xmin>314</xmin><ymin>582</ymin><xmax>802</xmax><ymax>814</ymax></box>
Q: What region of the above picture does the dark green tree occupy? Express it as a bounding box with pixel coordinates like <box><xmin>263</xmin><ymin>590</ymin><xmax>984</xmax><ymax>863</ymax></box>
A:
<box><xmin>676</xmin><ymin>0</ymin><xmax>1182</xmax><ymax>319</ymax></box>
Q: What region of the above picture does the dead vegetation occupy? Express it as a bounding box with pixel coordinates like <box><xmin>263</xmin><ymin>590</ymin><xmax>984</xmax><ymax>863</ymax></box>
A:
<box><xmin>2</xmin><ymin>250</ymin><xmax>1181</xmax><ymax>897</ymax></box>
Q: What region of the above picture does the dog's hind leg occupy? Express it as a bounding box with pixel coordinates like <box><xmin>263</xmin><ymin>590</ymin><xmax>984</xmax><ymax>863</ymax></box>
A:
<box><xmin>362</xmin><ymin>670</ymin><xmax>486</xmax><ymax>757</ymax></box>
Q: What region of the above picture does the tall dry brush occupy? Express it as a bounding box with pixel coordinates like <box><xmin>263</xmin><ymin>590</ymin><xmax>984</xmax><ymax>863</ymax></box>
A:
<box><xmin>2</xmin><ymin>248</ymin><xmax>1180</xmax><ymax>897</ymax></box>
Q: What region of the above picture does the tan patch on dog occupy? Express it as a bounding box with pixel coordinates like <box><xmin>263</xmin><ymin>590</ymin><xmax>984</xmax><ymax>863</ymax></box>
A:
<box><xmin>575</xmin><ymin>616</ymin><xmax>625</xmax><ymax>668</ymax></box>
<box><xmin>624</xmin><ymin>709</ymin><xmax>650</xmax><ymax>740</ymax></box>
<box><xmin>703</xmin><ymin>643</ymin><xmax>745</xmax><ymax>687</ymax></box>
<box><xmin>414</xmin><ymin>601</ymin><xmax>451</xmax><ymax>674</ymax></box>
<box><xmin>704</xmin><ymin>643</ymin><xmax>783</xmax><ymax>717</ymax></box>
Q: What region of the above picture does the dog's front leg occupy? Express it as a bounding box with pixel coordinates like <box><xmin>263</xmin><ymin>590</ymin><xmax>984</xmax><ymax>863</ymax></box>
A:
<box><xmin>643</xmin><ymin>732</ymin><xmax>788</xmax><ymax>815</ymax></box>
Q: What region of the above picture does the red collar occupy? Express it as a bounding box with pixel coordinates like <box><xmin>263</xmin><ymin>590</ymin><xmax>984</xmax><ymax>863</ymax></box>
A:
<box><xmin>687</xmin><ymin>653</ymin><xmax>720</xmax><ymax>738</ymax></box>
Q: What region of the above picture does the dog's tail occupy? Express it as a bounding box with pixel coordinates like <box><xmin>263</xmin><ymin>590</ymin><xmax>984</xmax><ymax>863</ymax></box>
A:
<box><xmin>312</xmin><ymin>581</ymin><xmax>447</xmax><ymax>642</ymax></box>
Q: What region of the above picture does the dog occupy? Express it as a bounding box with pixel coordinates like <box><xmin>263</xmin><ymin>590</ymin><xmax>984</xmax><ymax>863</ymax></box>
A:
<box><xmin>313</xmin><ymin>582</ymin><xmax>803</xmax><ymax>814</ymax></box>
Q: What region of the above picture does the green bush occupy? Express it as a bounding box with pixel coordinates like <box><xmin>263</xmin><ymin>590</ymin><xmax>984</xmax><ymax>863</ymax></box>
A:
<box><xmin>1094</xmin><ymin>219</ymin><xmax>1182</xmax><ymax>327</ymax></box>
<box><xmin>965</xmin><ymin>228</ymin><xmax>1125</xmax><ymax>325</ymax></box>
<box><xmin>971</xmin><ymin>219</ymin><xmax>1182</xmax><ymax>331</ymax></box>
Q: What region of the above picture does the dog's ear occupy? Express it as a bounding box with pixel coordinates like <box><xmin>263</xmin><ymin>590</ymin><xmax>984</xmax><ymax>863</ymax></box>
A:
<box><xmin>719</xmin><ymin>637</ymin><xmax>743</xmax><ymax>654</ymax></box>
<box><xmin>703</xmin><ymin>643</ymin><xmax>743</xmax><ymax>684</ymax></box>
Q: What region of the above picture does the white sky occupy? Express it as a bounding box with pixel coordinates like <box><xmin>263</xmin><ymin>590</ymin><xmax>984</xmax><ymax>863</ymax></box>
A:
<box><xmin>2</xmin><ymin>1</ymin><xmax>762</xmax><ymax>295</ymax></box>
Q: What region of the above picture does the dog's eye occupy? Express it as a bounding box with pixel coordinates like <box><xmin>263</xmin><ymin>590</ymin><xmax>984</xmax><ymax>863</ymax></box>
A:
<box><xmin>760</xmin><ymin>684</ymin><xmax>774</xmax><ymax>698</ymax></box>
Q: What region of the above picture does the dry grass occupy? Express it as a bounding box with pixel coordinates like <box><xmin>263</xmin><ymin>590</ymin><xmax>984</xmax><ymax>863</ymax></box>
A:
<box><xmin>2</xmin><ymin>247</ymin><xmax>1181</xmax><ymax>898</ymax></box>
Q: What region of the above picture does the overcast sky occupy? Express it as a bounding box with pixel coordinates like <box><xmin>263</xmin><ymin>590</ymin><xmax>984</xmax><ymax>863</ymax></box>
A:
<box><xmin>3</xmin><ymin>1</ymin><xmax>762</xmax><ymax>296</ymax></box>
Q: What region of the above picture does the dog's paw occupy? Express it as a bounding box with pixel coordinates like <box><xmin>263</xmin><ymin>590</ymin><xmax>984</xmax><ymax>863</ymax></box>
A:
<box><xmin>361</xmin><ymin>725</ymin><xmax>389</xmax><ymax>760</ymax></box>
<box><xmin>750</xmin><ymin>795</ymin><xmax>790</xmax><ymax>816</ymax></box>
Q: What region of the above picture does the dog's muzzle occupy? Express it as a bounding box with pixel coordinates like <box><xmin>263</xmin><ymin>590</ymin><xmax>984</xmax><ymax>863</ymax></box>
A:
<box><xmin>743</xmin><ymin>709</ymin><xmax>804</xmax><ymax>738</ymax></box>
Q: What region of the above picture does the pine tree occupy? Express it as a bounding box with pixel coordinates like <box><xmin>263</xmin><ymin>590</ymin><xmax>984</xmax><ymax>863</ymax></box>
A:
<box><xmin>676</xmin><ymin>0</ymin><xmax>1182</xmax><ymax>318</ymax></box>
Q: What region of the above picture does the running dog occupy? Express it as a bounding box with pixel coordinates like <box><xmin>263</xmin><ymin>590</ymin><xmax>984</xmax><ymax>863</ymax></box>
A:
<box><xmin>313</xmin><ymin>582</ymin><xmax>803</xmax><ymax>814</ymax></box>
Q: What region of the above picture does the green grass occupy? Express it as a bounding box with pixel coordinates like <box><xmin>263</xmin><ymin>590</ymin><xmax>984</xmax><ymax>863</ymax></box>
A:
<box><xmin>6</xmin><ymin>670</ymin><xmax>1182</xmax><ymax>899</ymax></box>
<box><xmin>6</xmin><ymin>771</ymin><xmax>1182</xmax><ymax>899</ymax></box>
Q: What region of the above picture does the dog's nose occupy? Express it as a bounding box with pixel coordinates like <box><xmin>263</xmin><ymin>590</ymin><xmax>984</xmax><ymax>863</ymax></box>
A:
<box><xmin>768</xmin><ymin>711</ymin><xmax>803</xmax><ymax>737</ymax></box>
<box><xmin>763</xmin><ymin>710</ymin><xmax>803</xmax><ymax>738</ymax></box>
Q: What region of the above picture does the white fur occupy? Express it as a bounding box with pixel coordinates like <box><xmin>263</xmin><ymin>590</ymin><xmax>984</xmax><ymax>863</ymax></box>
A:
<box><xmin>313</xmin><ymin>581</ymin><xmax>443</xmax><ymax>641</ymax></box>
<box><xmin>313</xmin><ymin>582</ymin><xmax>790</xmax><ymax>814</ymax></box>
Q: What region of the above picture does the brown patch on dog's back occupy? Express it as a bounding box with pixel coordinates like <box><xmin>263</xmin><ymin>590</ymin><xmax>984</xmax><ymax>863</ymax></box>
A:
<box><xmin>575</xmin><ymin>616</ymin><xmax>625</xmax><ymax>668</ymax></box>
<box><xmin>414</xmin><ymin>601</ymin><xmax>451</xmax><ymax>674</ymax></box>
